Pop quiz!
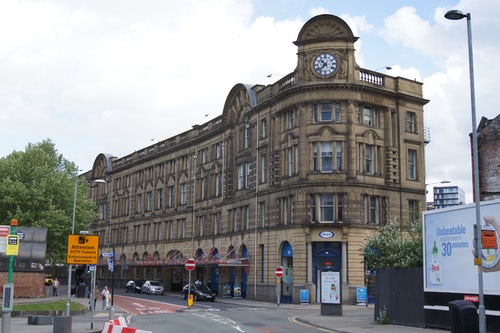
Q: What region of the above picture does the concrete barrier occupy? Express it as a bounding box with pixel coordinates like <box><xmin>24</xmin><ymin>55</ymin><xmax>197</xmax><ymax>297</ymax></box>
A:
<box><xmin>27</xmin><ymin>315</ymin><xmax>52</xmax><ymax>325</ymax></box>
<box><xmin>53</xmin><ymin>316</ymin><xmax>71</xmax><ymax>333</ymax></box>
<box><xmin>101</xmin><ymin>316</ymin><xmax>152</xmax><ymax>333</ymax></box>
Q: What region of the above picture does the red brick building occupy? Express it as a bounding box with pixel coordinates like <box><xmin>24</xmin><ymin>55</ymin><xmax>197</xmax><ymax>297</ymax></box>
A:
<box><xmin>477</xmin><ymin>114</ymin><xmax>500</xmax><ymax>201</ymax></box>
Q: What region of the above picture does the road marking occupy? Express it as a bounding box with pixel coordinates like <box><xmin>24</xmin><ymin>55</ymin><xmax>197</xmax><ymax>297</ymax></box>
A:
<box><xmin>192</xmin><ymin>312</ymin><xmax>246</xmax><ymax>332</ymax></box>
<box><xmin>115</xmin><ymin>295</ymin><xmax>184</xmax><ymax>315</ymax></box>
<box><xmin>289</xmin><ymin>316</ymin><xmax>338</xmax><ymax>333</ymax></box>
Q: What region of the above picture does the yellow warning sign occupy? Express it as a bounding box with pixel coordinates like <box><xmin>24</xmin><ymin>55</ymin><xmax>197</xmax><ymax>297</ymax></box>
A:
<box><xmin>5</xmin><ymin>235</ymin><xmax>19</xmax><ymax>256</ymax></box>
<box><xmin>67</xmin><ymin>235</ymin><xmax>99</xmax><ymax>264</ymax></box>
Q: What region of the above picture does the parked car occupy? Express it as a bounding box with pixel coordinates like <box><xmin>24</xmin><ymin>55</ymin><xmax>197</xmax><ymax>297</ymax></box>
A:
<box><xmin>141</xmin><ymin>280</ymin><xmax>165</xmax><ymax>295</ymax></box>
<box><xmin>45</xmin><ymin>274</ymin><xmax>53</xmax><ymax>286</ymax></box>
<box><xmin>182</xmin><ymin>283</ymin><xmax>216</xmax><ymax>302</ymax></box>
<box><xmin>125</xmin><ymin>280</ymin><xmax>142</xmax><ymax>293</ymax></box>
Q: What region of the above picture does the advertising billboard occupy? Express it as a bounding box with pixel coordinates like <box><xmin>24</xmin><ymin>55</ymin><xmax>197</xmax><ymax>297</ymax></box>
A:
<box><xmin>423</xmin><ymin>199</ymin><xmax>500</xmax><ymax>295</ymax></box>
<box><xmin>320</xmin><ymin>271</ymin><xmax>340</xmax><ymax>304</ymax></box>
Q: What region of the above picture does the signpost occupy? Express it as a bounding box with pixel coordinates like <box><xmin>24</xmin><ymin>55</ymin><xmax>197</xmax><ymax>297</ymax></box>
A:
<box><xmin>66</xmin><ymin>235</ymin><xmax>99</xmax><ymax>265</ymax></box>
<box><xmin>5</xmin><ymin>236</ymin><xmax>19</xmax><ymax>256</ymax></box>
<box><xmin>275</xmin><ymin>266</ymin><xmax>283</xmax><ymax>306</ymax></box>
<box><xmin>0</xmin><ymin>226</ymin><xmax>10</xmax><ymax>253</ymax></box>
<box><xmin>275</xmin><ymin>266</ymin><xmax>283</xmax><ymax>278</ymax></box>
<box><xmin>185</xmin><ymin>258</ymin><xmax>196</xmax><ymax>308</ymax></box>
<box><xmin>185</xmin><ymin>258</ymin><xmax>196</xmax><ymax>271</ymax></box>
<box><xmin>2</xmin><ymin>219</ymin><xmax>18</xmax><ymax>333</ymax></box>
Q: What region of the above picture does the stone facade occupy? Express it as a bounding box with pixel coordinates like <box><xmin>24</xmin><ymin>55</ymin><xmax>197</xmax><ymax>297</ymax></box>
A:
<box><xmin>86</xmin><ymin>14</ymin><xmax>428</xmax><ymax>304</ymax></box>
<box><xmin>477</xmin><ymin>114</ymin><xmax>500</xmax><ymax>201</ymax></box>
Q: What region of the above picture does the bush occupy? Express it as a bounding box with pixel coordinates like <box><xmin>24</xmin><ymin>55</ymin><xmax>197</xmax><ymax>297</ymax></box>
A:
<box><xmin>376</xmin><ymin>305</ymin><xmax>390</xmax><ymax>324</ymax></box>
<box><xmin>364</xmin><ymin>219</ymin><xmax>423</xmax><ymax>270</ymax></box>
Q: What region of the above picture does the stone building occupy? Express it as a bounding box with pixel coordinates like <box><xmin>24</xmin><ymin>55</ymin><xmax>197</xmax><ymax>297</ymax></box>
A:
<box><xmin>477</xmin><ymin>114</ymin><xmax>500</xmax><ymax>201</ymax></box>
<box><xmin>86</xmin><ymin>14</ymin><xmax>428</xmax><ymax>304</ymax></box>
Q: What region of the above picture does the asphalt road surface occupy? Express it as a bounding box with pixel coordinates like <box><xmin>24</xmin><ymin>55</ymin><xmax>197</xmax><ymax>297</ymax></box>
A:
<box><xmin>113</xmin><ymin>291</ymin><xmax>325</xmax><ymax>333</ymax></box>
<box><xmin>130</xmin><ymin>308</ymin><xmax>321</xmax><ymax>333</ymax></box>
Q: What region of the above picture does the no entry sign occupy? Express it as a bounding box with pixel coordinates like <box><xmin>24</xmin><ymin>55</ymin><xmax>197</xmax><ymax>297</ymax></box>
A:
<box><xmin>275</xmin><ymin>266</ymin><xmax>283</xmax><ymax>278</ymax></box>
<box><xmin>185</xmin><ymin>258</ymin><xmax>196</xmax><ymax>271</ymax></box>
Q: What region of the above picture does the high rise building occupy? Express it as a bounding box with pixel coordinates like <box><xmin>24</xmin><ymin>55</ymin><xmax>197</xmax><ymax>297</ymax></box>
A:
<box><xmin>433</xmin><ymin>185</ymin><xmax>465</xmax><ymax>209</ymax></box>
<box><xmin>86</xmin><ymin>14</ymin><xmax>428</xmax><ymax>304</ymax></box>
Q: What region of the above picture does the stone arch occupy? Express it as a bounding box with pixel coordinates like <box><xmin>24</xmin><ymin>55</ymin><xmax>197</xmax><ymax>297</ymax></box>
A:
<box><xmin>91</xmin><ymin>153</ymin><xmax>113</xmax><ymax>180</ymax></box>
<box><xmin>222</xmin><ymin>83</ymin><xmax>257</xmax><ymax>127</ymax></box>
<box><xmin>294</xmin><ymin>14</ymin><xmax>358</xmax><ymax>46</ymax></box>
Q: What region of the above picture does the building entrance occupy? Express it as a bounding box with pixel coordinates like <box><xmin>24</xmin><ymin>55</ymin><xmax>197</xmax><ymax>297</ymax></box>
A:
<box><xmin>313</xmin><ymin>242</ymin><xmax>341</xmax><ymax>302</ymax></box>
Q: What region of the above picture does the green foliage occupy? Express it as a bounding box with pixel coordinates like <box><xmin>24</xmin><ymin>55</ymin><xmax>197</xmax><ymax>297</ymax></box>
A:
<box><xmin>0</xmin><ymin>139</ymin><xmax>97</xmax><ymax>264</ymax></box>
<box><xmin>364</xmin><ymin>218</ymin><xmax>423</xmax><ymax>269</ymax></box>
<box><xmin>376</xmin><ymin>305</ymin><xmax>390</xmax><ymax>324</ymax></box>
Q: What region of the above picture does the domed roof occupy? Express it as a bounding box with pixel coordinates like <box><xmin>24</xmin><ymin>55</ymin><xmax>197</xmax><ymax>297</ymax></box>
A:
<box><xmin>294</xmin><ymin>14</ymin><xmax>358</xmax><ymax>46</ymax></box>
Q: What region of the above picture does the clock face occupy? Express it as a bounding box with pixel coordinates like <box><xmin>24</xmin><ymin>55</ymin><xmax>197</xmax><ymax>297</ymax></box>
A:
<box><xmin>313</xmin><ymin>53</ymin><xmax>337</xmax><ymax>76</ymax></box>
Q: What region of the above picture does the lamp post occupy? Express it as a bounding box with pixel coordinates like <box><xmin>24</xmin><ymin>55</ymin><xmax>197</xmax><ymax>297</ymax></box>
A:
<box><xmin>65</xmin><ymin>177</ymin><xmax>78</xmax><ymax>317</ymax></box>
<box><xmin>445</xmin><ymin>10</ymin><xmax>485</xmax><ymax>333</ymax></box>
<box><xmin>375</xmin><ymin>66</ymin><xmax>392</xmax><ymax>71</ymax></box>
<box><xmin>93</xmin><ymin>178</ymin><xmax>115</xmax><ymax>319</ymax></box>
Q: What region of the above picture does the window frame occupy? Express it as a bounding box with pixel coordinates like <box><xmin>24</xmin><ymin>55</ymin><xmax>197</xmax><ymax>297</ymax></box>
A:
<box><xmin>406</xmin><ymin>111</ymin><xmax>417</xmax><ymax>133</ymax></box>
<box><xmin>313</xmin><ymin>102</ymin><xmax>333</xmax><ymax>123</ymax></box>
<box><xmin>407</xmin><ymin>149</ymin><xmax>417</xmax><ymax>180</ymax></box>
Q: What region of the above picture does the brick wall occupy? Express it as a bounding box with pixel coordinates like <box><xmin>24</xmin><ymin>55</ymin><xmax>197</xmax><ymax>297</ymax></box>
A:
<box><xmin>478</xmin><ymin>115</ymin><xmax>500</xmax><ymax>201</ymax></box>
<box><xmin>0</xmin><ymin>272</ymin><xmax>45</xmax><ymax>298</ymax></box>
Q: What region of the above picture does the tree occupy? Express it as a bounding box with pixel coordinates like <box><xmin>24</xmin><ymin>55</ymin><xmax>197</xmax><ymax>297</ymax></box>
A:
<box><xmin>0</xmin><ymin>139</ymin><xmax>96</xmax><ymax>264</ymax></box>
<box><xmin>364</xmin><ymin>218</ymin><xmax>423</xmax><ymax>269</ymax></box>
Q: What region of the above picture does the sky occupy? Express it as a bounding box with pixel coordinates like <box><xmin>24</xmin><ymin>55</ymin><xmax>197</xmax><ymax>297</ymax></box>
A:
<box><xmin>0</xmin><ymin>0</ymin><xmax>498</xmax><ymax>204</ymax></box>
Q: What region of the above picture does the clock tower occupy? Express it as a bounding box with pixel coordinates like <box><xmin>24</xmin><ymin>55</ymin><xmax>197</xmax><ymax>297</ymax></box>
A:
<box><xmin>293</xmin><ymin>14</ymin><xmax>359</xmax><ymax>82</ymax></box>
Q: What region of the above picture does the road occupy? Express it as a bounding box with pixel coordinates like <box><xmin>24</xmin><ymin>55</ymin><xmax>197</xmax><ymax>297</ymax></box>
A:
<box><xmin>112</xmin><ymin>291</ymin><xmax>327</xmax><ymax>333</ymax></box>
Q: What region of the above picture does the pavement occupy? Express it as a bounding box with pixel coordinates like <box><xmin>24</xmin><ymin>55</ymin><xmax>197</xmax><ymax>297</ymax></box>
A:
<box><xmin>2</xmin><ymin>293</ymin><xmax>449</xmax><ymax>333</ymax></box>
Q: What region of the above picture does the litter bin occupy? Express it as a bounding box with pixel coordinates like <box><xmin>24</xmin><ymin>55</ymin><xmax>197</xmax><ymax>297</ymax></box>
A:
<box><xmin>448</xmin><ymin>300</ymin><xmax>478</xmax><ymax>333</ymax></box>
<box><xmin>77</xmin><ymin>285</ymin><xmax>87</xmax><ymax>298</ymax></box>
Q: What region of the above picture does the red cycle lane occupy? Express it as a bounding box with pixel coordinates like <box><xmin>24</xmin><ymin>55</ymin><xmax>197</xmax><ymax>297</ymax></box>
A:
<box><xmin>113</xmin><ymin>295</ymin><xmax>185</xmax><ymax>315</ymax></box>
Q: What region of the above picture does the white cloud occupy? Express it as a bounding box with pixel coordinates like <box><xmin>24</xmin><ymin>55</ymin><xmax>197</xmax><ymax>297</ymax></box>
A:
<box><xmin>378</xmin><ymin>1</ymin><xmax>500</xmax><ymax>202</ymax></box>
<box><xmin>0</xmin><ymin>0</ymin><xmax>307</xmax><ymax>170</ymax></box>
<box><xmin>1</xmin><ymin>0</ymin><xmax>499</xmax><ymax>205</ymax></box>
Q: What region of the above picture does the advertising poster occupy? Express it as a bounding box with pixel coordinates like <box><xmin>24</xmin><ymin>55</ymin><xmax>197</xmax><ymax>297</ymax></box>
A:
<box><xmin>423</xmin><ymin>200</ymin><xmax>500</xmax><ymax>295</ymax></box>
<box><xmin>321</xmin><ymin>271</ymin><xmax>340</xmax><ymax>304</ymax></box>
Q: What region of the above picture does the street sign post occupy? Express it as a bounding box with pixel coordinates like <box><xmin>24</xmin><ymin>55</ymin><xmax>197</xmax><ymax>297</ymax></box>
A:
<box><xmin>0</xmin><ymin>226</ymin><xmax>10</xmax><ymax>253</ymax></box>
<box><xmin>185</xmin><ymin>258</ymin><xmax>196</xmax><ymax>308</ymax></box>
<box><xmin>275</xmin><ymin>266</ymin><xmax>283</xmax><ymax>306</ymax></box>
<box><xmin>275</xmin><ymin>266</ymin><xmax>283</xmax><ymax>278</ymax></box>
<box><xmin>5</xmin><ymin>235</ymin><xmax>19</xmax><ymax>256</ymax></box>
<box><xmin>185</xmin><ymin>258</ymin><xmax>196</xmax><ymax>271</ymax></box>
<box><xmin>67</xmin><ymin>235</ymin><xmax>99</xmax><ymax>265</ymax></box>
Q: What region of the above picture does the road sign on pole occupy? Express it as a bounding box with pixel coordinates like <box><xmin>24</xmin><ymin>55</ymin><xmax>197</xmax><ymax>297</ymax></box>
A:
<box><xmin>185</xmin><ymin>258</ymin><xmax>196</xmax><ymax>271</ymax></box>
<box><xmin>275</xmin><ymin>266</ymin><xmax>283</xmax><ymax>278</ymax></box>
<box><xmin>67</xmin><ymin>234</ymin><xmax>99</xmax><ymax>264</ymax></box>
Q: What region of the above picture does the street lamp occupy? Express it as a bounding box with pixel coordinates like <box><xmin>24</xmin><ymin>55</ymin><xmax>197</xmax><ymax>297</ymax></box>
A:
<box><xmin>93</xmin><ymin>178</ymin><xmax>115</xmax><ymax>319</ymax></box>
<box><xmin>425</xmin><ymin>180</ymin><xmax>451</xmax><ymax>193</ymax></box>
<box><xmin>444</xmin><ymin>10</ymin><xmax>485</xmax><ymax>333</ymax></box>
<box><xmin>65</xmin><ymin>177</ymin><xmax>78</xmax><ymax>317</ymax></box>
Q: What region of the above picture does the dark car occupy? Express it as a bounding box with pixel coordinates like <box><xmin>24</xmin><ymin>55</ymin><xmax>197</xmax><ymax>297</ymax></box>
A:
<box><xmin>182</xmin><ymin>283</ymin><xmax>216</xmax><ymax>302</ymax></box>
<box><xmin>125</xmin><ymin>280</ymin><xmax>142</xmax><ymax>293</ymax></box>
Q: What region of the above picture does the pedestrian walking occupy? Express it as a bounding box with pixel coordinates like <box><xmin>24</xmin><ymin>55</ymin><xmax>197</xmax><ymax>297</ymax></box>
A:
<box><xmin>52</xmin><ymin>277</ymin><xmax>60</xmax><ymax>296</ymax></box>
<box><xmin>101</xmin><ymin>286</ymin><xmax>111</xmax><ymax>310</ymax></box>
<box><xmin>94</xmin><ymin>285</ymin><xmax>99</xmax><ymax>309</ymax></box>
